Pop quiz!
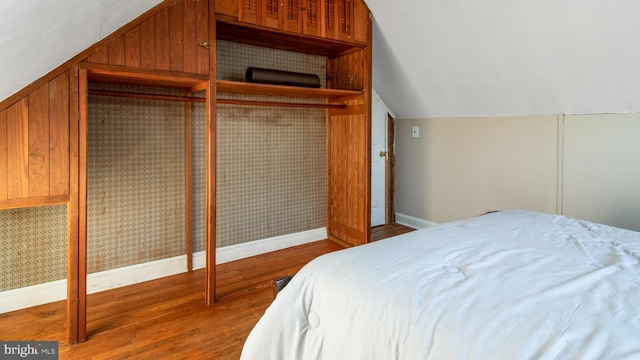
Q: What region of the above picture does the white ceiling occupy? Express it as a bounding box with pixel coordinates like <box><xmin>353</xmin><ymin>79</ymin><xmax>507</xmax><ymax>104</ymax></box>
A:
<box><xmin>368</xmin><ymin>0</ymin><xmax>640</xmax><ymax>118</ymax></box>
<box><xmin>0</xmin><ymin>0</ymin><xmax>161</xmax><ymax>103</ymax></box>
<box><xmin>2</xmin><ymin>0</ymin><xmax>640</xmax><ymax>119</ymax></box>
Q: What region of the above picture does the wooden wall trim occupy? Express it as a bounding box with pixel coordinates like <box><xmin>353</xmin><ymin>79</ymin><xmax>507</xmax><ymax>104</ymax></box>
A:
<box><xmin>0</xmin><ymin>195</ymin><xmax>69</xmax><ymax>210</ymax></box>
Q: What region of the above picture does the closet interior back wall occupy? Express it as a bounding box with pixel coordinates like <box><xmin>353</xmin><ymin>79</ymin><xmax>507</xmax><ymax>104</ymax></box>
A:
<box><xmin>215</xmin><ymin>40</ymin><xmax>327</xmax><ymax>247</ymax></box>
<box><xmin>0</xmin><ymin>205</ymin><xmax>67</xmax><ymax>292</ymax></box>
<box><xmin>87</xmin><ymin>83</ymin><xmax>201</xmax><ymax>274</ymax></box>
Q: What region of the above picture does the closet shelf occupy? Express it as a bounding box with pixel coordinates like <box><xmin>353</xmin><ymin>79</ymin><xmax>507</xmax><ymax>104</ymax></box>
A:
<box><xmin>216</xmin><ymin>80</ymin><xmax>363</xmax><ymax>99</ymax></box>
<box><xmin>82</xmin><ymin>63</ymin><xmax>208</xmax><ymax>89</ymax></box>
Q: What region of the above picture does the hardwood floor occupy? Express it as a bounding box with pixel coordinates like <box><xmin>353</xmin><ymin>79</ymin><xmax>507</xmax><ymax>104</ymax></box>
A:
<box><xmin>371</xmin><ymin>223</ymin><xmax>415</xmax><ymax>241</ymax></box>
<box><xmin>0</xmin><ymin>224</ymin><xmax>413</xmax><ymax>359</ymax></box>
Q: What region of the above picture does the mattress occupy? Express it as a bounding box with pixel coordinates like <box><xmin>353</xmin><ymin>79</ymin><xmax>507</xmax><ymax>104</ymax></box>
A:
<box><xmin>240</xmin><ymin>210</ymin><xmax>640</xmax><ymax>359</ymax></box>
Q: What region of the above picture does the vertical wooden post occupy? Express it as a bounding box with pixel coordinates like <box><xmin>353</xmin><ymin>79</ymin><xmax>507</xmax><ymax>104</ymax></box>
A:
<box><xmin>66</xmin><ymin>67</ymin><xmax>80</xmax><ymax>345</ymax></box>
<box><xmin>77</xmin><ymin>67</ymin><xmax>88</xmax><ymax>342</ymax></box>
<box><xmin>67</xmin><ymin>66</ymin><xmax>87</xmax><ymax>344</ymax></box>
<box><xmin>205</xmin><ymin>0</ymin><xmax>217</xmax><ymax>304</ymax></box>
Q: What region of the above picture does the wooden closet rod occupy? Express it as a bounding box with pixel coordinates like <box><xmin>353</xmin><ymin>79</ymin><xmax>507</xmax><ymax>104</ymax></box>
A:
<box><xmin>88</xmin><ymin>89</ymin><xmax>347</xmax><ymax>109</ymax></box>
<box><xmin>88</xmin><ymin>89</ymin><xmax>206</xmax><ymax>103</ymax></box>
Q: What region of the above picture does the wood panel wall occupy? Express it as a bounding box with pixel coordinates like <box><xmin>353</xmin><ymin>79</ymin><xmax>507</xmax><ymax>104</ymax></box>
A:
<box><xmin>352</xmin><ymin>0</ymin><xmax>369</xmax><ymax>43</ymax></box>
<box><xmin>0</xmin><ymin>0</ymin><xmax>215</xmax><ymax>345</ymax></box>
<box><xmin>325</xmin><ymin>46</ymin><xmax>371</xmax><ymax>247</ymax></box>
<box><xmin>0</xmin><ymin>72</ymin><xmax>70</xmax><ymax>209</ymax></box>
<box><xmin>85</xmin><ymin>0</ymin><xmax>209</xmax><ymax>75</ymax></box>
<box><xmin>326</xmin><ymin>49</ymin><xmax>365</xmax><ymax>90</ymax></box>
<box><xmin>1</xmin><ymin>0</ymin><xmax>208</xmax><ymax>211</ymax></box>
<box><xmin>326</xmin><ymin>100</ymin><xmax>369</xmax><ymax>246</ymax></box>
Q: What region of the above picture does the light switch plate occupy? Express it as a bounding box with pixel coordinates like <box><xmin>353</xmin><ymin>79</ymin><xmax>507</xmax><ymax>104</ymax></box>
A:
<box><xmin>412</xmin><ymin>126</ymin><xmax>419</xmax><ymax>138</ymax></box>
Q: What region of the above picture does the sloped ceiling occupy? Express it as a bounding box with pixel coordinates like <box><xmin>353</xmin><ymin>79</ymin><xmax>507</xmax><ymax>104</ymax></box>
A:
<box><xmin>2</xmin><ymin>0</ymin><xmax>640</xmax><ymax>119</ymax></box>
<box><xmin>367</xmin><ymin>0</ymin><xmax>640</xmax><ymax>119</ymax></box>
<box><xmin>0</xmin><ymin>0</ymin><xmax>161</xmax><ymax>103</ymax></box>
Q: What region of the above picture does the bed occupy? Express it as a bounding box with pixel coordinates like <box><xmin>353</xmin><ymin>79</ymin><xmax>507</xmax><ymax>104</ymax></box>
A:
<box><xmin>240</xmin><ymin>210</ymin><xmax>640</xmax><ymax>359</ymax></box>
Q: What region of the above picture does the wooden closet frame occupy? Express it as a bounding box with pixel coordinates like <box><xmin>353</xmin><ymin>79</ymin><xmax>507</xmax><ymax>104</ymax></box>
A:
<box><xmin>71</xmin><ymin>63</ymin><xmax>213</xmax><ymax>342</ymax></box>
<box><xmin>1</xmin><ymin>0</ymin><xmax>372</xmax><ymax>345</ymax></box>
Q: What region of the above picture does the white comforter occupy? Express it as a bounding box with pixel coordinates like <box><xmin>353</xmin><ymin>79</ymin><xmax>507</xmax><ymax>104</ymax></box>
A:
<box><xmin>241</xmin><ymin>210</ymin><xmax>640</xmax><ymax>359</ymax></box>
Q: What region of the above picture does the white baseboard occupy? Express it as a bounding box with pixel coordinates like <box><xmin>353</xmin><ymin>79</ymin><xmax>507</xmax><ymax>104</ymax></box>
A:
<box><xmin>193</xmin><ymin>227</ymin><xmax>327</xmax><ymax>269</ymax></box>
<box><xmin>0</xmin><ymin>255</ymin><xmax>189</xmax><ymax>314</ymax></box>
<box><xmin>0</xmin><ymin>227</ymin><xmax>327</xmax><ymax>314</ymax></box>
<box><xmin>395</xmin><ymin>213</ymin><xmax>439</xmax><ymax>229</ymax></box>
<box><xmin>86</xmin><ymin>255</ymin><xmax>188</xmax><ymax>295</ymax></box>
<box><xmin>0</xmin><ymin>280</ymin><xmax>68</xmax><ymax>314</ymax></box>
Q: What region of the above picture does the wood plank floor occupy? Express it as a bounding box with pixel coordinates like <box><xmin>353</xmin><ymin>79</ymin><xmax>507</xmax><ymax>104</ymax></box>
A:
<box><xmin>371</xmin><ymin>222</ymin><xmax>415</xmax><ymax>241</ymax></box>
<box><xmin>0</xmin><ymin>224</ymin><xmax>413</xmax><ymax>359</ymax></box>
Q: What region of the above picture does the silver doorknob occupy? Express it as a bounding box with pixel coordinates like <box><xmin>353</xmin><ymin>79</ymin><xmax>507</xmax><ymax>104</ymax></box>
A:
<box><xmin>379</xmin><ymin>151</ymin><xmax>387</xmax><ymax>157</ymax></box>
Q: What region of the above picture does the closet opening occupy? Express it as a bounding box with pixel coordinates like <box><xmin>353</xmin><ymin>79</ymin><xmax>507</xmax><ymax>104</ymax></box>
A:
<box><xmin>73</xmin><ymin>64</ymin><xmax>211</xmax><ymax>340</ymax></box>
<box><xmin>213</xmin><ymin>40</ymin><xmax>328</xmax><ymax>285</ymax></box>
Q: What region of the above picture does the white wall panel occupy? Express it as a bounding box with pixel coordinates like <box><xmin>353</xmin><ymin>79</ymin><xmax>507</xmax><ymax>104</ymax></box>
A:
<box><xmin>395</xmin><ymin>115</ymin><xmax>560</xmax><ymax>224</ymax></box>
<box><xmin>563</xmin><ymin>113</ymin><xmax>640</xmax><ymax>231</ymax></box>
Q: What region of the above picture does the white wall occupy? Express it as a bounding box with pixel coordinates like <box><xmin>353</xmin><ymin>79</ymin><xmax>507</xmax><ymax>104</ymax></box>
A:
<box><xmin>562</xmin><ymin>114</ymin><xmax>640</xmax><ymax>231</ymax></box>
<box><xmin>395</xmin><ymin>114</ymin><xmax>640</xmax><ymax>232</ymax></box>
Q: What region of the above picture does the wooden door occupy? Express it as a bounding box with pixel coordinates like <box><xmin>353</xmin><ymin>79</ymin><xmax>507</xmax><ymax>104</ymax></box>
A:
<box><xmin>282</xmin><ymin>0</ymin><xmax>302</xmax><ymax>33</ymax></box>
<box><xmin>337</xmin><ymin>0</ymin><xmax>353</xmax><ymax>41</ymax></box>
<box><xmin>262</xmin><ymin>0</ymin><xmax>282</xmax><ymax>29</ymax></box>
<box><xmin>239</xmin><ymin>0</ymin><xmax>262</xmax><ymax>25</ymax></box>
<box><xmin>302</xmin><ymin>0</ymin><xmax>322</xmax><ymax>37</ymax></box>
<box><xmin>324</xmin><ymin>0</ymin><xmax>338</xmax><ymax>39</ymax></box>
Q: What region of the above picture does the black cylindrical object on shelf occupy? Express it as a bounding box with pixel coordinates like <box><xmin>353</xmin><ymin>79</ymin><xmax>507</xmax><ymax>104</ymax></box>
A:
<box><xmin>245</xmin><ymin>67</ymin><xmax>321</xmax><ymax>88</ymax></box>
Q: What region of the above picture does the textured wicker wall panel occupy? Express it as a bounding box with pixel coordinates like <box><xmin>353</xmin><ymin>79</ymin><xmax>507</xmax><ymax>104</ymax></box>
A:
<box><xmin>87</xmin><ymin>83</ymin><xmax>188</xmax><ymax>273</ymax></box>
<box><xmin>216</xmin><ymin>40</ymin><xmax>326</xmax><ymax>246</ymax></box>
<box><xmin>0</xmin><ymin>205</ymin><xmax>66</xmax><ymax>291</ymax></box>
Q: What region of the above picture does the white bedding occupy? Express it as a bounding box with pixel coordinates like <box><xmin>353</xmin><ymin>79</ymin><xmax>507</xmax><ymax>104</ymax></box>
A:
<box><xmin>240</xmin><ymin>210</ymin><xmax>640</xmax><ymax>359</ymax></box>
